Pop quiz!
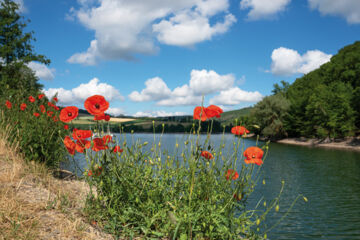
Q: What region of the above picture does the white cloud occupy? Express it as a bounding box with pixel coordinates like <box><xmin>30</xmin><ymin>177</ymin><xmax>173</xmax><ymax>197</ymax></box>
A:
<box><xmin>43</xmin><ymin>78</ymin><xmax>124</xmax><ymax>105</ymax></box>
<box><xmin>128</xmin><ymin>77</ymin><xmax>171</xmax><ymax>102</ymax></box>
<box><xmin>67</xmin><ymin>40</ymin><xmax>98</xmax><ymax>66</ymax></box>
<box><xmin>67</xmin><ymin>0</ymin><xmax>235</xmax><ymax>65</ymax></box>
<box><xmin>106</xmin><ymin>107</ymin><xmax>124</xmax><ymax>116</ymax></box>
<box><xmin>153</xmin><ymin>10</ymin><xmax>236</xmax><ymax>47</ymax></box>
<box><xmin>27</xmin><ymin>62</ymin><xmax>55</xmax><ymax>80</ymax></box>
<box><xmin>157</xmin><ymin>95</ymin><xmax>202</xmax><ymax>106</ymax></box>
<box><xmin>134</xmin><ymin>110</ymin><xmax>187</xmax><ymax>118</ymax></box>
<box><xmin>44</xmin><ymin>88</ymin><xmax>74</xmax><ymax>104</ymax></box>
<box><xmin>308</xmin><ymin>0</ymin><xmax>360</xmax><ymax>24</ymax></box>
<box><xmin>240</xmin><ymin>0</ymin><xmax>291</xmax><ymax>20</ymax></box>
<box><xmin>189</xmin><ymin>69</ymin><xmax>235</xmax><ymax>95</ymax></box>
<box><xmin>209</xmin><ymin>87</ymin><xmax>263</xmax><ymax>105</ymax></box>
<box><xmin>129</xmin><ymin>69</ymin><xmax>237</xmax><ymax>106</ymax></box>
<box><xmin>270</xmin><ymin>47</ymin><xmax>332</xmax><ymax>76</ymax></box>
<box><xmin>72</xmin><ymin>78</ymin><xmax>124</xmax><ymax>101</ymax></box>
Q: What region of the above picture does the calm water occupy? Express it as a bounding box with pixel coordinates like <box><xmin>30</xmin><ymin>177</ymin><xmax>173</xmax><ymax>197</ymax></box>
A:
<box><xmin>63</xmin><ymin>133</ymin><xmax>360</xmax><ymax>240</ymax></box>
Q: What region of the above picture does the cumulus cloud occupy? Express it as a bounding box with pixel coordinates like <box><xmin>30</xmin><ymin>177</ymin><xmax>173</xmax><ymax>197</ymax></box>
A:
<box><xmin>129</xmin><ymin>69</ymin><xmax>260</xmax><ymax>107</ymax></box>
<box><xmin>67</xmin><ymin>0</ymin><xmax>235</xmax><ymax>65</ymax></box>
<box><xmin>209</xmin><ymin>87</ymin><xmax>263</xmax><ymax>105</ymax></box>
<box><xmin>43</xmin><ymin>78</ymin><xmax>124</xmax><ymax>105</ymax></box>
<box><xmin>128</xmin><ymin>77</ymin><xmax>172</xmax><ymax>102</ymax></box>
<box><xmin>27</xmin><ymin>62</ymin><xmax>55</xmax><ymax>80</ymax></box>
<box><xmin>240</xmin><ymin>0</ymin><xmax>291</xmax><ymax>20</ymax></box>
<box><xmin>308</xmin><ymin>0</ymin><xmax>360</xmax><ymax>24</ymax></box>
<box><xmin>133</xmin><ymin>110</ymin><xmax>187</xmax><ymax>118</ymax></box>
<box><xmin>106</xmin><ymin>107</ymin><xmax>124</xmax><ymax>116</ymax></box>
<box><xmin>129</xmin><ymin>69</ymin><xmax>238</xmax><ymax>106</ymax></box>
<box><xmin>270</xmin><ymin>47</ymin><xmax>332</xmax><ymax>76</ymax></box>
<box><xmin>153</xmin><ymin>9</ymin><xmax>236</xmax><ymax>47</ymax></box>
<box><xmin>189</xmin><ymin>69</ymin><xmax>235</xmax><ymax>95</ymax></box>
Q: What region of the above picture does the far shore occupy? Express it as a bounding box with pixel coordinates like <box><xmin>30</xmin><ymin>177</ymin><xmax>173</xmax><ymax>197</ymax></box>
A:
<box><xmin>275</xmin><ymin>137</ymin><xmax>360</xmax><ymax>152</ymax></box>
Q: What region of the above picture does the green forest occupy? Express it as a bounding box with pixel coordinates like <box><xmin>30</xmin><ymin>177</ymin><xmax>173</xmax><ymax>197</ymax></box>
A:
<box><xmin>249</xmin><ymin>41</ymin><xmax>360</xmax><ymax>140</ymax></box>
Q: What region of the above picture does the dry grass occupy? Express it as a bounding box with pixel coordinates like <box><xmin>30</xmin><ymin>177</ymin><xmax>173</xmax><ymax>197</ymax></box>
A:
<box><xmin>0</xmin><ymin>130</ymin><xmax>113</xmax><ymax>240</ymax></box>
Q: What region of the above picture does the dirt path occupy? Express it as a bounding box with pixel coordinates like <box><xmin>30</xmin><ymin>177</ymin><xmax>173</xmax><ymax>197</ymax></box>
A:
<box><xmin>0</xmin><ymin>141</ymin><xmax>113</xmax><ymax>240</ymax></box>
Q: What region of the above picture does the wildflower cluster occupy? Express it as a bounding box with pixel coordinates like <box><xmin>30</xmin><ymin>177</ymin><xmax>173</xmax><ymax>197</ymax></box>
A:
<box><xmin>0</xmin><ymin>94</ymin><xmax>67</xmax><ymax>167</ymax></box>
<box><xmin>59</xmin><ymin>96</ymin><xmax>284</xmax><ymax>239</ymax></box>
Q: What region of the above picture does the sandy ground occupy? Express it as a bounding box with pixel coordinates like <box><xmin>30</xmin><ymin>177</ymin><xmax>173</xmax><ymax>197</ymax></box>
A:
<box><xmin>276</xmin><ymin>137</ymin><xmax>360</xmax><ymax>151</ymax></box>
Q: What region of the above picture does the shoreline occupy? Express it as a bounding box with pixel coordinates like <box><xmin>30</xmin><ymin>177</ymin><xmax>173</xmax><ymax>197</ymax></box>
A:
<box><xmin>275</xmin><ymin>137</ymin><xmax>360</xmax><ymax>152</ymax></box>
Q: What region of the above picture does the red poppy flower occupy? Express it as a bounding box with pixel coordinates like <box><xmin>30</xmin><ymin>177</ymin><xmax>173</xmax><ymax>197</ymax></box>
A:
<box><xmin>88</xmin><ymin>170</ymin><xmax>93</xmax><ymax>176</ymax></box>
<box><xmin>193</xmin><ymin>106</ymin><xmax>208</xmax><ymax>121</ymax></box>
<box><xmin>72</xmin><ymin>129</ymin><xmax>93</xmax><ymax>140</ymax></box>
<box><xmin>231</xmin><ymin>126</ymin><xmax>250</xmax><ymax>136</ymax></box>
<box><xmin>53</xmin><ymin>97</ymin><xmax>58</xmax><ymax>102</ymax></box>
<box><xmin>59</xmin><ymin>106</ymin><xmax>79</xmax><ymax>122</ymax></box>
<box><xmin>20</xmin><ymin>103</ymin><xmax>27</xmax><ymax>111</ymax></box>
<box><xmin>205</xmin><ymin>105</ymin><xmax>223</xmax><ymax>118</ymax></box>
<box><xmin>243</xmin><ymin>146</ymin><xmax>264</xmax><ymax>166</ymax></box>
<box><xmin>75</xmin><ymin>142</ymin><xmax>85</xmax><ymax>153</ymax></box>
<box><xmin>84</xmin><ymin>95</ymin><xmax>109</xmax><ymax>116</ymax></box>
<box><xmin>194</xmin><ymin>105</ymin><xmax>223</xmax><ymax>121</ymax></box>
<box><xmin>54</xmin><ymin>106</ymin><xmax>59</xmax><ymax>111</ymax></box>
<box><xmin>105</xmin><ymin>114</ymin><xmax>111</xmax><ymax>121</ymax></box>
<box><xmin>29</xmin><ymin>96</ymin><xmax>35</xmax><ymax>103</ymax></box>
<box><xmin>201</xmin><ymin>151</ymin><xmax>214</xmax><ymax>160</ymax></box>
<box><xmin>63</xmin><ymin>136</ymin><xmax>76</xmax><ymax>155</ymax></box>
<box><xmin>102</xmin><ymin>135</ymin><xmax>112</xmax><ymax>144</ymax></box>
<box><xmin>92</xmin><ymin>138</ymin><xmax>108</xmax><ymax>151</ymax></box>
<box><xmin>64</xmin><ymin>125</ymin><xmax>69</xmax><ymax>130</ymax></box>
<box><xmin>226</xmin><ymin>169</ymin><xmax>239</xmax><ymax>180</ymax></box>
<box><xmin>39</xmin><ymin>105</ymin><xmax>46</xmax><ymax>113</ymax></box>
<box><xmin>53</xmin><ymin>116</ymin><xmax>58</xmax><ymax>122</ymax></box>
<box><xmin>5</xmin><ymin>100</ymin><xmax>12</xmax><ymax>109</ymax></box>
<box><xmin>47</xmin><ymin>111</ymin><xmax>54</xmax><ymax>117</ymax></box>
<box><xmin>38</xmin><ymin>94</ymin><xmax>45</xmax><ymax>99</ymax></box>
<box><xmin>33</xmin><ymin>112</ymin><xmax>40</xmax><ymax>117</ymax></box>
<box><xmin>77</xmin><ymin>139</ymin><xmax>91</xmax><ymax>149</ymax></box>
<box><xmin>113</xmin><ymin>146</ymin><xmax>123</xmax><ymax>153</ymax></box>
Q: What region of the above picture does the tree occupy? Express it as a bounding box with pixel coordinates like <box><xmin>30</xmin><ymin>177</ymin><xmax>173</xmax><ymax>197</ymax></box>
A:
<box><xmin>0</xmin><ymin>0</ymin><xmax>49</xmax><ymax>96</ymax></box>
<box><xmin>305</xmin><ymin>82</ymin><xmax>355</xmax><ymax>138</ymax></box>
<box><xmin>271</xmin><ymin>80</ymin><xmax>290</xmax><ymax>96</ymax></box>
<box><xmin>250</xmin><ymin>94</ymin><xmax>290</xmax><ymax>140</ymax></box>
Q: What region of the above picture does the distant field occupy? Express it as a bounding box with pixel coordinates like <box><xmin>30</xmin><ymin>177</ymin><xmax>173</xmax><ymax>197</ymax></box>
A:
<box><xmin>72</xmin><ymin>116</ymin><xmax>136</xmax><ymax>124</ymax></box>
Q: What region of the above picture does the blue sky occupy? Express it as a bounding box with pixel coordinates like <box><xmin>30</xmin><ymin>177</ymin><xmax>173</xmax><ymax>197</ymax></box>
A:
<box><xmin>18</xmin><ymin>0</ymin><xmax>360</xmax><ymax>117</ymax></box>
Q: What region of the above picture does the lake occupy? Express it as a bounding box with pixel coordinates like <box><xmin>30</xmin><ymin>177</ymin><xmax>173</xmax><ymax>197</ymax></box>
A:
<box><xmin>63</xmin><ymin>133</ymin><xmax>360</xmax><ymax>240</ymax></box>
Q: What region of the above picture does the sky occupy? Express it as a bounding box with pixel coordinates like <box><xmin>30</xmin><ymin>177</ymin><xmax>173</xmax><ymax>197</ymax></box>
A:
<box><xmin>15</xmin><ymin>0</ymin><xmax>360</xmax><ymax>117</ymax></box>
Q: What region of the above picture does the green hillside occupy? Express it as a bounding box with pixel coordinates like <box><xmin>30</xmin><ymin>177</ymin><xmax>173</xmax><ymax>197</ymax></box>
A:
<box><xmin>250</xmin><ymin>41</ymin><xmax>360</xmax><ymax>139</ymax></box>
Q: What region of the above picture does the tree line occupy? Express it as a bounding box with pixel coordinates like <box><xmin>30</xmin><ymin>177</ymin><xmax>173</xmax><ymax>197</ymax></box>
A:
<box><xmin>249</xmin><ymin>41</ymin><xmax>360</xmax><ymax>140</ymax></box>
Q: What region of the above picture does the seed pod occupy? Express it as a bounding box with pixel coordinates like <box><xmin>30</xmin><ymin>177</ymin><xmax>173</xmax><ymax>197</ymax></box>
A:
<box><xmin>275</xmin><ymin>205</ymin><xmax>279</xmax><ymax>212</ymax></box>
